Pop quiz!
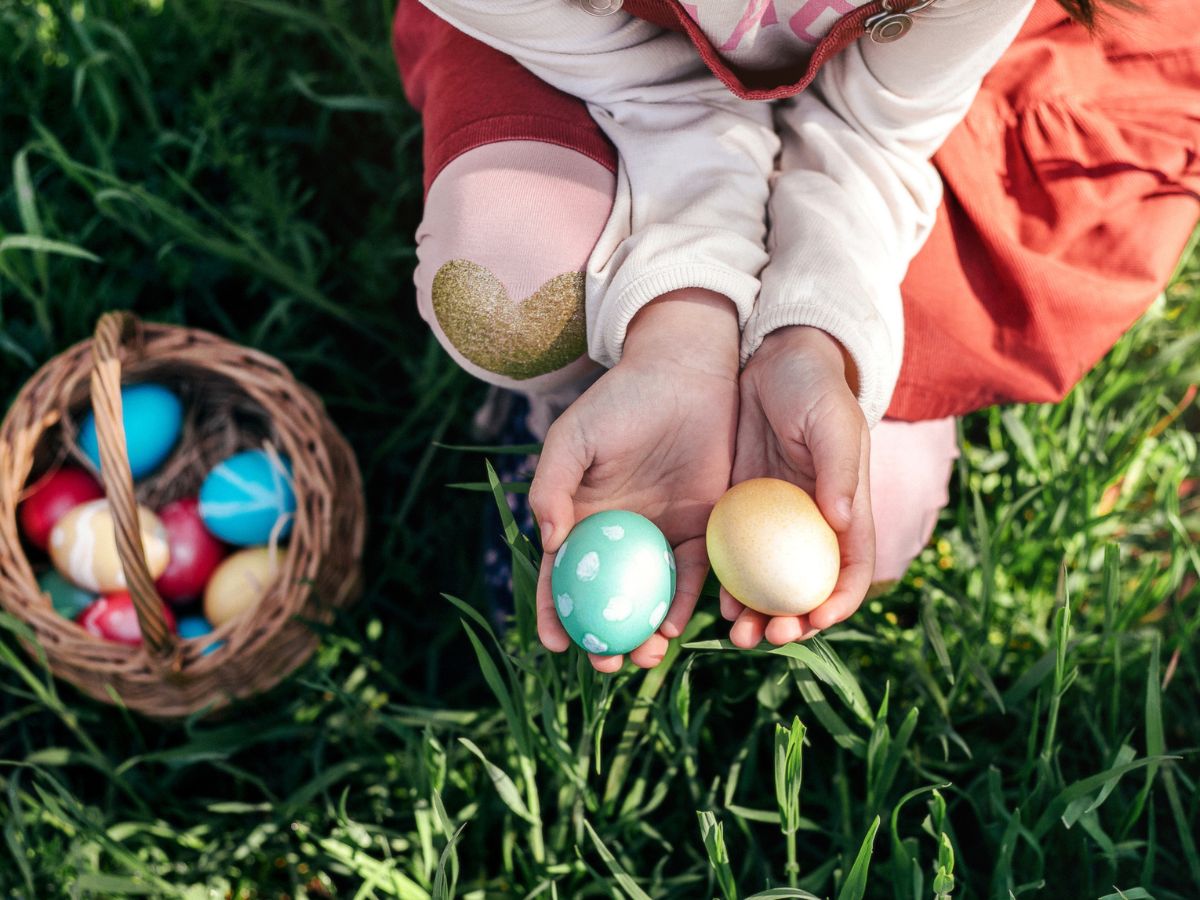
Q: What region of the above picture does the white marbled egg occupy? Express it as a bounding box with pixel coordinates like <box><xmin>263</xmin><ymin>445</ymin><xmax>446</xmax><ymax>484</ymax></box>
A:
<box><xmin>49</xmin><ymin>499</ymin><xmax>170</xmax><ymax>594</ymax></box>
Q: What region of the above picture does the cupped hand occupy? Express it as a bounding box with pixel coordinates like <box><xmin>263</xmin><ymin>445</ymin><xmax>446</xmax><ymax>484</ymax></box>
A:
<box><xmin>529</xmin><ymin>289</ymin><xmax>739</xmax><ymax>672</ymax></box>
<box><xmin>723</xmin><ymin>326</ymin><xmax>875</xmax><ymax>648</ymax></box>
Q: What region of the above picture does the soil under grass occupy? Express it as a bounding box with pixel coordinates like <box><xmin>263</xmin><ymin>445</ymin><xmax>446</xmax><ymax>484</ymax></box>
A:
<box><xmin>0</xmin><ymin>2</ymin><xmax>1197</xmax><ymax>897</ymax></box>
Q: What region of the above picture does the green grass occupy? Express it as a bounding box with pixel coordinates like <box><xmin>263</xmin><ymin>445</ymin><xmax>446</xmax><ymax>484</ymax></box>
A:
<box><xmin>1</xmin><ymin>1</ymin><xmax>1197</xmax><ymax>897</ymax></box>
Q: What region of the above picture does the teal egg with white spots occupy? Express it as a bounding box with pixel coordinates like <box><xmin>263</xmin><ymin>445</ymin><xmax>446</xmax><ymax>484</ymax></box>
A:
<box><xmin>550</xmin><ymin>510</ymin><xmax>676</xmax><ymax>656</ymax></box>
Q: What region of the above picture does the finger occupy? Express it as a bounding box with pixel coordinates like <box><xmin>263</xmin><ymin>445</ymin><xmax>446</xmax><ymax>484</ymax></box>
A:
<box><xmin>729</xmin><ymin>607</ymin><xmax>769</xmax><ymax>649</ymax></box>
<box><xmin>661</xmin><ymin>537</ymin><xmax>708</xmax><ymax>639</ymax></box>
<box><xmin>810</xmin><ymin>438</ymin><xmax>875</xmax><ymax>630</ymax></box>
<box><xmin>806</xmin><ymin>397</ymin><xmax>866</xmax><ymax>532</ymax></box>
<box><xmin>536</xmin><ymin>549</ymin><xmax>572</xmax><ymax>653</ymax></box>
<box><xmin>764</xmin><ymin>615</ymin><xmax>809</xmax><ymax>645</ymax></box>
<box><xmin>718</xmin><ymin>586</ymin><xmax>741</xmax><ymax>622</ymax></box>
<box><xmin>809</xmin><ymin>550</ymin><xmax>874</xmax><ymax>629</ymax></box>
<box><xmin>588</xmin><ymin>652</ymin><xmax>624</xmax><ymax>674</ymax></box>
<box><xmin>528</xmin><ymin>415</ymin><xmax>589</xmax><ymax>552</ymax></box>
<box><xmin>731</xmin><ymin>383</ymin><xmax>770</xmax><ymax>484</ymax></box>
<box><xmin>629</xmin><ymin>632</ymin><xmax>670</xmax><ymax>669</ymax></box>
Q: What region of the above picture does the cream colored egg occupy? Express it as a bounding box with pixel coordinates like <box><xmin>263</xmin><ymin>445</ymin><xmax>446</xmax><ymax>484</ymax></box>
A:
<box><xmin>706</xmin><ymin>478</ymin><xmax>840</xmax><ymax>617</ymax></box>
<box><xmin>203</xmin><ymin>547</ymin><xmax>285</xmax><ymax>627</ymax></box>
<box><xmin>48</xmin><ymin>499</ymin><xmax>170</xmax><ymax>594</ymax></box>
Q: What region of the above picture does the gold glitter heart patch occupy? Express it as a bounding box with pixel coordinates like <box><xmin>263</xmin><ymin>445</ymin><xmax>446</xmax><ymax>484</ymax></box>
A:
<box><xmin>432</xmin><ymin>259</ymin><xmax>587</xmax><ymax>380</ymax></box>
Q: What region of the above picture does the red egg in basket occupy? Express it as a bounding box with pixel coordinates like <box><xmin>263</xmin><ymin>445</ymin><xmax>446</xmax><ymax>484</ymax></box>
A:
<box><xmin>19</xmin><ymin>467</ymin><xmax>104</xmax><ymax>551</ymax></box>
<box><xmin>155</xmin><ymin>497</ymin><xmax>227</xmax><ymax>604</ymax></box>
<box><xmin>77</xmin><ymin>592</ymin><xmax>177</xmax><ymax>646</ymax></box>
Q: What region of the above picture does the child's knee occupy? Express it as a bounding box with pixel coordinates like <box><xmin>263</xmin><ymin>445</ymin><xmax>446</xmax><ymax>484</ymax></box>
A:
<box><xmin>869</xmin><ymin>417</ymin><xmax>959</xmax><ymax>583</ymax></box>
<box><xmin>425</xmin><ymin>260</ymin><xmax>593</xmax><ymax>390</ymax></box>
<box><xmin>413</xmin><ymin>140</ymin><xmax>616</xmax><ymax>394</ymax></box>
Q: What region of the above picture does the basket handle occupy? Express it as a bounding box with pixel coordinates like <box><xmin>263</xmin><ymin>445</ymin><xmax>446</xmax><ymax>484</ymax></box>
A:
<box><xmin>90</xmin><ymin>311</ymin><xmax>176</xmax><ymax>658</ymax></box>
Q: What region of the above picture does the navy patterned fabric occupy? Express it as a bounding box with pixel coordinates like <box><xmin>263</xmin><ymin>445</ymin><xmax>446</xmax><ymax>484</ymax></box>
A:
<box><xmin>482</xmin><ymin>392</ymin><xmax>539</xmax><ymax>630</ymax></box>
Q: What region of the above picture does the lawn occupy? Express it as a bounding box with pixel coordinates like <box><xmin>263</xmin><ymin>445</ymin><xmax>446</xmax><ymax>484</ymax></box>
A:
<box><xmin>0</xmin><ymin>1</ymin><xmax>1197</xmax><ymax>897</ymax></box>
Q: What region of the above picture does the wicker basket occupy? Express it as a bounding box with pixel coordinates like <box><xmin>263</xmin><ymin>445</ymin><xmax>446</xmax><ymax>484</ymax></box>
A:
<box><xmin>0</xmin><ymin>312</ymin><xmax>365</xmax><ymax>718</ymax></box>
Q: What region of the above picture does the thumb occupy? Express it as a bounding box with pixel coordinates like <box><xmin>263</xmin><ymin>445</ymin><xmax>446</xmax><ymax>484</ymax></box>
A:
<box><xmin>528</xmin><ymin>415</ymin><xmax>589</xmax><ymax>552</ymax></box>
<box><xmin>805</xmin><ymin>398</ymin><xmax>866</xmax><ymax>533</ymax></box>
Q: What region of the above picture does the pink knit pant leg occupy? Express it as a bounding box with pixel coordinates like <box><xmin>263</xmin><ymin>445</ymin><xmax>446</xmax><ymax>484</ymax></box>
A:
<box><xmin>414</xmin><ymin>141</ymin><xmax>616</xmax><ymax>437</ymax></box>
<box><xmin>868</xmin><ymin>416</ymin><xmax>959</xmax><ymax>582</ymax></box>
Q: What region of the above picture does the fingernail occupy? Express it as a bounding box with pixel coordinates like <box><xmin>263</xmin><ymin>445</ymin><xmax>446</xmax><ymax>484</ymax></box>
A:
<box><xmin>836</xmin><ymin>498</ymin><xmax>852</xmax><ymax>523</ymax></box>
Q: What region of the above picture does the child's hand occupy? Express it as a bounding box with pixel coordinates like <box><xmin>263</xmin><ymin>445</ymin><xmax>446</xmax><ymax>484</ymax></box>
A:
<box><xmin>530</xmin><ymin>289</ymin><xmax>739</xmax><ymax>672</ymax></box>
<box><xmin>724</xmin><ymin>325</ymin><xmax>876</xmax><ymax>646</ymax></box>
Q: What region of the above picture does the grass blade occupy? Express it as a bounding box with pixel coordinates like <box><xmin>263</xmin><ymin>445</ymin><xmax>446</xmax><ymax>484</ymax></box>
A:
<box><xmin>789</xmin><ymin>665</ymin><xmax>867</xmax><ymax>757</ymax></box>
<box><xmin>888</xmin><ymin>784</ymin><xmax>946</xmax><ymax>900</ymax></box>
<box><xmin>582</xmin><ymin>819</ymin><xmax>653</xmax><ymax>900</ymax></box>
<box><xmin>458</xmin><ymin>739</ymin><xmax>538</xmax><ymax>827</ymax></box>
<box><xmin>697</xmin><ymin>811</ymin><xmax>739</xmax><ymax>900</ymax></box>
<box><xmin>0</xmin><ymin>235</ymin><xmax>100</xmax><ymax>261</ymax></box>
<box><xmin>920</xmin><ymin>598</ymin><xmax>955</xmax><ymax>686</ymax></box>
<box><xmin>688</xmin><ymin>637</ymin><xmax>871</xmax><ymax>724</ymax></box>
<box><xmin>835</xmin><ymin>815</ymin><xmax>880</xmax><ymax>900</ymax></box>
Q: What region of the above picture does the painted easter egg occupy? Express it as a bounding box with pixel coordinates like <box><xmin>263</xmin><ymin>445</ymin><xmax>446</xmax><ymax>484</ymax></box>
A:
<box><xmin>550</xmin><ymin>510</ymin><xmax>676</xmax><ymax>656</ymax></box>
<box><xmin>78</xmin><ymin>383</ymin><xmax>183</xmax><ymax>480</ymax></box>
<box><xmin>76</xmin><ymin>592</ymin><xmax>177</xmax><ymax>645</ymax></box>
<box><xmin>177</xmin><ymin>616</ymin><xmax>224</xmax><ymax>656</ymax></box>
<box><xmin>706</xmin><ymin>478</ymin><xmax>840</xmax><ymax>617</ymax></box>
<box><xmin>155</xmin><ymin>497</ymin><xmax>227</xmax><ymax>603</ymax></box>
<box><xmin>203</xmin><ymin>547</ymin><xmax>284</xmax><ymax>627</ymax></box>
<box><xmin>198</xmin><ymin>450</ymin><xmax>296</xmax><ymax>546</ymax></box>
<box><xmin>38</xmin><ymin>570</ymin><xmax>96</xmax><ymax>619</ymax></box>
<box><xmin>48</xmin><ymin>499</ymin><xmax>170</xmax><ymax>594</ymax></box>
<box><xmin>19</xmin><ymin>467</ymin><xmax>105</xmax><ymax>550</ymax></box>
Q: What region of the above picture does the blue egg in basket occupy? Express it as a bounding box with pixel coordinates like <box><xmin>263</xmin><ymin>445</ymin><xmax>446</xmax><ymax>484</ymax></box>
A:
<box><xmin>198</xmin><ymin>449</ymin><xmax>296</xmax><ymax>546</ymax></box>
<box><xmin>176</xmin><ymin>616</ymin><xmax>224</xmax><ymax>656</ymax></box>
<box><xmin>78</xmin><ymin>383</ymin><xmax>183</xmax><ymax>480</ymax></box>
